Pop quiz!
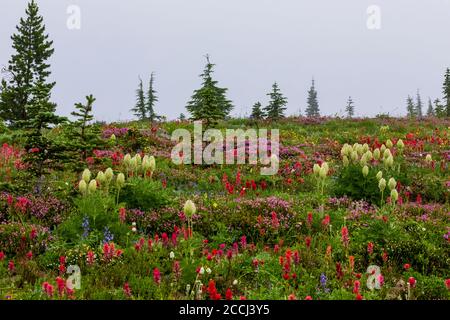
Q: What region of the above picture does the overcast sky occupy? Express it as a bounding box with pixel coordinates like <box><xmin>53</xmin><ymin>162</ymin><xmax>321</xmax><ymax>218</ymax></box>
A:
<box><xmin>1</xmin><ymin>0</ymin><xmax>450</xmax><ymax>121</ymax></box>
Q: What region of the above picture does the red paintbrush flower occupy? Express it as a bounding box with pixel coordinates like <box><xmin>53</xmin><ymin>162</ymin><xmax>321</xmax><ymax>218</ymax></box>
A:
<box><xmin>408</xmin><ymin>277</ymin><xmax>416</xmax><ymax>288</ymax></box>
<box><xmin>341</xmin><ymin>226</ymin><xmax>349</xmax><ymax>247</ymax></box>
<box><xmin>86</xmin><ymin>251</ymin><xmax>95</xmax><ymax>265</ymax></box>
<box><xmin>123</xmin><ymin>282</ymin><xmax>132</xmax><ymax>297</ymax></box>
<box><xmin>353</xmin><ymin>280</ymin><xmax>361</xmax><ymax>294</ymax></box>
<box><xmin>173</xmin><ymin>261</ymin><xmax>181</xmax><ymax>280</ymax></box>
<box><xmin>119</xmin><ymin>207</ymin><xmax>126</xmax><ymax>223</ymax></box>
<box><xmin>367</xmin><ymin>242</ymin><xmax>374</xmax><ymax>255</ymax></box>
<box><xmin>153</xmin><ymin>267</ymin><xmax>161</xmax><ymax>285</ymax></box>
<box><xmin>56</xmin><ymin>277</ymin><xmax>66</xmax><ymax>297</ymax></box>
<box><xmin>8</xmin><ymin>260</ymin><xmax>14</xmax><ymax>272</ymax></box>
<box><xmin>305</xmin><ymin>236</ymin><xmax>311</xmax><ymax>249</ymax></box>
<box><xmin>382</xmin><ymin>250</ymin><xmax>388</xmax><ymax>263</ymax></box>
<box><xmin>307</xmin><ymin>212</ymin><xmax>313</xmax><ymax>227</ymax></box>
<box><xmin>321</xmin><ymin>214</ymin><xmax>330</xmax><ymax>228</ymax></box>
<box><xmin>225</xmin><ymin>288</ymin><xmax>233</xmax><ymax>300</ymax></box>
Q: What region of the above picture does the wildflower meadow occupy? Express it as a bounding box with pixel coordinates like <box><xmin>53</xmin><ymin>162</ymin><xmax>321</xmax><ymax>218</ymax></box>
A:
<box><xmin>0</xmin><ymin>1</ymin><xmax>449</xmax><ymax>305</ymax></box>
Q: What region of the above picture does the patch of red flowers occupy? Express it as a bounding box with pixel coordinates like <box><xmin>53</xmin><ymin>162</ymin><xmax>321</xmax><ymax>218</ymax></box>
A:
<box><xmin>59</xmin><ymin>256</ymin><xmax>66</xmax><ymax>274</ymax></box>
<box><xmin>341</xmin><ymin>226</ymin><xmax>349</xmax><ymax>247</ymax></box>
<box><xmin>367</xmin><ymin>242</ymin><xmax>374</xmax><ymax>255</ymax></box>
<box><xmin>8</xmin><ymin>260</ymin><xmax>14</xmax><ymax>272</ymax></box>
<box><xmin>225</xmin><ymin>288</ymin><xmax>233</xmax><ymax>300</ymax></box>
<box><xmin>42</xmin><ymin>282</ymin><xmax>54</xmax><ymax>298</ymax></box>
<box><xmin>123</xmin><ymin>282</ymin><xmax>132</xmax><ymax>297</ymax></box>
<box><xmin>408</xmin><ymin>277</ymin><xmax>416</xmax><ymax>288</ymax></box>
<box><xmin>103</xmin><ymin>242</ymin><xmax>123</xmax><ymax>261</ymax></box>
<box><xmin>153</xmin><ymin>267</ymin><xmax>161</xmax><ymax>285</ymax></box>
<box><xmin>207</xmin><ymin>280</ymin><xmax>221</xmax><ymax>300</ymax></box>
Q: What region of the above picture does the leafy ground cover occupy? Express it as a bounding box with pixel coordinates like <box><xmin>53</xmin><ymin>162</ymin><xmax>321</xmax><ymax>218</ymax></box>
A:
<box><xmin>0</xmin><ymin>117</ymin><xmax>449</xmax><ymax>300</ymax></box>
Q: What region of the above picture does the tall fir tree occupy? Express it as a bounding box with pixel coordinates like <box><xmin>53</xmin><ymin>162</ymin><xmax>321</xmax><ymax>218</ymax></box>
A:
<box><xmin>250</xmin><ymin>102</ymin><xmax>265</xmax><ymax>120</ymax></box>
<box><xmin>415</xmin><ymin>90</ymin><xmax>423</xmax><ymax>118</ymax></box>
<box><xmin>22</xmin><ymin>83</ymin><xmax>68</xmax><ymax>178</ymax></box>
<box><xmin>426</xmin><ymin>98</ymin><xmax>434</xmax><ymax>117</ymax></box>
<box><xmin>67</xmin><ymin>95</ymin><xmax>103</xmax><ymax>162</ymax></box>
<box><xmin>186</xmin><ymin>55</ymin><xmax>233</xmax><ymax>127</ymax></box>
<box><xmin>131</xmin><ymin>77</ymin><xmax>146</xmax><ymax>120</ymax></box>
<box><xmin>434</xmin><ymin>98</ymin><xmax>445</xmax><ymax>118</ymax></box>
<box><xmin>345</xmin><ymin>96</ymin><xmax>355</xmax><ymax>118</ymax></box>
<box><xmin>305</xmin><ymin>79</ymin><xmax>320</xmax><ymax>117</ymax></box>
<box><xmin>146</xmin><ymin>72</ymin><xmax>158</xmax><ymax>122</ymax></box>
<box><xmin>443</xmin><ymin>68</ymin><xmax>450</xmax><ymax>116</ymax></box>
<box><xmin>406</xmin><ymin>95</ymin><xmax>415</xmax><ymax>117</ymax></box>
<box><xmin>0</xmin><ymin>0</ymin><xmax>55</xmax><ymax>127</ymax></box>
<box><xmin>264</xmin><ymin>83</ymin><xmax>287</xmax><ymax>121</ymax></box>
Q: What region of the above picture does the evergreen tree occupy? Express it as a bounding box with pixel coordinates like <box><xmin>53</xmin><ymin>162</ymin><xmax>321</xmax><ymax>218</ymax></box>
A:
<box><xmin>68</xmin><ymin>95</ymin><xmax>103</xmax><ymax>162</ymax></box>
<box><xmin>443</xmin><ymin>68</ymin><xmax>450</xmax><ymax>116</ymax></box>
<box><xmin>131</xmin><ymin>77</ymin><xmax>146</xmax><ymax>120</ymax></box>
<box><xmin>406</xmin><ymin>95</ymin><xmax>415</xmax><ymax>117</ymax></box>
<box><xmin>146</xmin><ymin>72</ymin><xmax>159</xmax><ymax>122</ymax></box>
<box><xmin>22</xmin><ymin>83</ymin><xmax>68</xmax><ymax>178</ymax></box>
<box><xmin>426</xmin><ymin>98</ymin><xmax>434</xmax><ymax>117</ymax></box>
<box><xmin>250</xmin><ymin>102</ymin><xmax>265</xmax><ymax>120</ymax></box>
<box><xmin>434</xmin><ymin>98</ymin><xmax>445</xmax><ymax>118</ymax></box>
<box><xmin>305</xmin><ymin>79</ymin><xmax>320</xmax><ymax>117</ymax></box>
<box><xmin>0</xmin><ymin>0</ymin><xmax>55</xmax><ymax>127</ymax></box>
<box><xmin>345</xmin><ymin>96</ymin><xmax>355</xmax><ymax>118</ymax></box>
<box><xmin>186</xmin><ymin>55</ymin><xmax>233</xmax><ymax>127</ymax></box>
<box><xmin>415</xmin><ymin>90</ymin><xmax>423</xmax><ymax>118</ymax></box>
<box><xmin>264</xmin><ymin>83</ymin><xmax>287</xmax><ymax>121</ymax></box>
<box><xmin>179</xmin><ymin>113</ymin><xmax>186</xmax><ymax>121</ymax></box>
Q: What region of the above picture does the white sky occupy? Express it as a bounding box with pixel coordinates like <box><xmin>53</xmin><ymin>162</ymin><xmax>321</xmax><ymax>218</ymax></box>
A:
<box><xmin>1</xmin><ymin>0</ymin><xmax>450</xmax><ymax>121</ymax></box>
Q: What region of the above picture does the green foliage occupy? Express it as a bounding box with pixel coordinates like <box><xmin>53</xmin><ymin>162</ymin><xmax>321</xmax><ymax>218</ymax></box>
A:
<box><xmin>426</xmin><ymin>98</ymin><xmax>434</xmax><ymax>117</ymax></box>
<box><xmin>433</xmin><ymin>98</ymin><xmax>445</xmax><ymax>118</ymax></box>
<box><xmin>333</xmin><ymin>164</ymin><xmax>383</xmax><ymax>203</ymax></box>
<box><xmin>409</xmin><ymin>172</ymin><xmax>447</xmax><ymax>203</ymax></box>
<box><xmin>415</xmin><ymin>90</ymin><xmax>423</xmax><ymax>118</ymax></box>
<box><xmin>443</xmin><ymin>67</ymin><xmax>450</xmax><ymax>116</ymax></box>
<box><xmin>406</xmin><ymin>95</ymin><xmax>415</xmax><ymax>117</ymax></box>
<box><xmin>20</xmin><ymin>84</ymin><xmax>68</xmax><ymax>178</ymax></box>
<box><xmin>57</xmin><ymin>192</ymin><xmax>130</xmax><ymax>246</ymax></box>
<box><xmin>66</xmin><ymin>94</ymin><xmax>103</xmax><ymax>163</ymax></box>
<box><xmin>345</xmin><ymin>96</ymin><xmax>355</xmax><ymax>118</ymax></box>
<box><xmin>0</xmin><ymin>222</ymin><xmax>51</xmax><ymax>255</ymax></box>
<box><xmin>264</xmin><ymin>83</ymin><xmax>287</xmax><ymax>121</ymax></box>
<box><xmin>119</xmin><ymin>178</ymin><xmax>173</xmax><ymax>211</ymax></box>
<box><xmin>305</xmin><ymin>79</ymin><xmax>320</xmax><ymax>117</ymax></box>
<box><xmin>407</xmin><ymin>272</ymin><xmax>449</xmax><ymax>300</ymax></box>
<box><xmin>131</xmin><ymin>77</ymin><xmax>147</xmax><ymax>120</ymax></box>
<box><xmin>146</xmin><ymin>72</ymin><xmax>159</xmax><ymax>122</ymax></box>
<box><xmin>186</xmin><ymin>55</ymin><xmax>233</xmax><ymax>127</ymax></box>
<box><xmin>0</xmin><ymin>0</ymin><xmax>55</xmax><ymax>127</ymax></box>
<box><xmin>250</xmin><ymin>102</ymin><xmax>265</xmax><ymax>120</ymax></box>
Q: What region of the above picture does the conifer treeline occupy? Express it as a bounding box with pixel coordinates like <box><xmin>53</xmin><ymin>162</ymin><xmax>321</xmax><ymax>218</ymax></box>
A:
<box><xmin>1</xmin><ymin>0</ymin><xmax>450</xmax><ymax>136</ymax></box>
